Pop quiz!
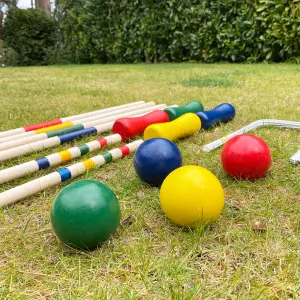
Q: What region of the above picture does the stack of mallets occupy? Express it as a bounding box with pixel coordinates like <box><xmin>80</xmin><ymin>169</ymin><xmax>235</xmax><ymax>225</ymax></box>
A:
<box><xmin>0</xmin><ymin>102</ymin><xmax>299</xmax><ymax>207</ymax></box>
<box><xmin>0</xmin><ymin>100</ymin><xmax>206</xmax><ymax>206</ymax></box>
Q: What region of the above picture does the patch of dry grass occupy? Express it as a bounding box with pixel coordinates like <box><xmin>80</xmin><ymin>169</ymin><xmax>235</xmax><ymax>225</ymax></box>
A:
<box><xmin>0</xmin><ymin>64</ymin><xmax>299</xmax><ymax>299</ymax></box>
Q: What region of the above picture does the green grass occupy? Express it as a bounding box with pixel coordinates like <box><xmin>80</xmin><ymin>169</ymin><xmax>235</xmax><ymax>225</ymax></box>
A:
<box><xmin>182</xmin><ymin>72</ymin><xmax>238</xmax><ymax>88</ymax></box>
<box><xmin>0</xmin><ymin>63</ymin><xmax>299</xmax><ymax>299</ymax></box>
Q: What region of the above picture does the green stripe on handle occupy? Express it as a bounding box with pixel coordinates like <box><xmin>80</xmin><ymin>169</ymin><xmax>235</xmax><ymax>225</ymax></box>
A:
<box><xmin>164</xmin><ymin>101</ymin><xmax>204</xmax><ymax>121</ymax></box>
<box><xmin>0</xmin><ymin>140</ymin><xmax>143</xmax><ymax>207</ymax></box>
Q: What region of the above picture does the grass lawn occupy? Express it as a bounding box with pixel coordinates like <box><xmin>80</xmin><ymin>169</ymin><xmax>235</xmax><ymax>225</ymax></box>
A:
<box><xmin>0</xmin><ymin>64</ymin><xmax>299</xmax><ymax>299</ymax></box>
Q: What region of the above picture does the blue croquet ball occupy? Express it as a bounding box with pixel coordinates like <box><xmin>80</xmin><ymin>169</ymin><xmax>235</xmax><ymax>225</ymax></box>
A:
<box><xmin>134</xmin><ymin>138</ymin><xmax>182</xmax><ymax>185</ymax></box>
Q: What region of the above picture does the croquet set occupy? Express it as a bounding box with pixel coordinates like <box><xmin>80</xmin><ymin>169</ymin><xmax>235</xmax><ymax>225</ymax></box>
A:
<box><xmin>0</xmin><ymin>100</ymin><xmax>299</xmax><ymax>250</ymax></box>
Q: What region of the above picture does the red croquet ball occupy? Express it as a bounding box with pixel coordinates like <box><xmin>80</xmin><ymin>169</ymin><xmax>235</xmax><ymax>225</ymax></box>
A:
<box><xmin>221</xmin><ymin>134</ymin><xmax>272</xmax><ymax>180</ymax></box>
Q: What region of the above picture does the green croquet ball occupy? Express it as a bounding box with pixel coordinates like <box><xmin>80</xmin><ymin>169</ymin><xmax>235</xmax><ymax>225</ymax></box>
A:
<box><xmin>50</xmin><ymin>180</ymin><xmax>121</xmax><ymax>250</ymax></box>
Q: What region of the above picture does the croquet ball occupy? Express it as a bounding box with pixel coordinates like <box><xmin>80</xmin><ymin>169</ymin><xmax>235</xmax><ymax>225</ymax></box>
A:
<box><xmin>134</xmin><ymin>138</ymin><xmax>182</xmax><ymax>186</ymax></box>
<box><xmin>51</xmin><ymin>180</ymin><xmax>121</xmax><ymax>250</ymax></box>
<box><xmin>221</xmin><ymin>134</ymin><xmax>272</xmax><ymax>180</ymax></box>
<box><xmin>160</xmin><ymin>166</ymin><xmax>224</xmax><ymax>227</ymax></box>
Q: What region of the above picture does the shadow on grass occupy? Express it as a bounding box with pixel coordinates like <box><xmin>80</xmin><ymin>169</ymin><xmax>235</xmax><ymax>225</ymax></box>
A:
<box><xmin>182</xmin><ymin>77</ymin><xmax>237</xmax><ymax>88</ymax></box>
<box><xmin>182</xmin><ymin>71</ymin><xmax>242</xmax><ymax>88</ymax></box>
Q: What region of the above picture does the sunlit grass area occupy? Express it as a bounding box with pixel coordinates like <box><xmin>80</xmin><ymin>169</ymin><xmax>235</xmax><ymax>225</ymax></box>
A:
<box><xmin>0</xmin><ymin>63</ymin><xmax>299</xmax><ymax>299</ymax></box>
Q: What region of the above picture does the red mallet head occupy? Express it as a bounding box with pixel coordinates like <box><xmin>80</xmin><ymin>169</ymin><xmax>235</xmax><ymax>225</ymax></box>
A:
<box><xmin>221</xmin><ymin>134</ymin><xmax>272</xmax><ymax>180</ymax></box>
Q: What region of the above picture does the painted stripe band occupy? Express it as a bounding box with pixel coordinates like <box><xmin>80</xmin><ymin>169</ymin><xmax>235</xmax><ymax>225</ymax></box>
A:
<box><xmin>59</xmin><ymin>127</ymin><xmax>97</xmax><ymax>144</ymax></box>
<box><xmin>58</xmin><ymin>168</ymin><xmax>72</xmax><ymax>182</ymax></box>
<box><xmin>36</xmin><ymin>157</ymin><xmax>50</xmax><ymax>170</ymax></box>
<box><xmin>24</xmin><ymin>119</ymin><xmax>62</xmax><ymax>132</ymax></box>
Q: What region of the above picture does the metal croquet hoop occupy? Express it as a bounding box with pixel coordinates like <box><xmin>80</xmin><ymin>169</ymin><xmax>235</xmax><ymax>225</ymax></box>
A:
<box><xmin>202</xmin><ymin>119</ymin><xmax>300</xmax><ymax>165</ymax></box>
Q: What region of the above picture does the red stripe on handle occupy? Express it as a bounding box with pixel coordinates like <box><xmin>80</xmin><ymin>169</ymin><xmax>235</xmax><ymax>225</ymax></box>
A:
<box><xmin>113</xmin><ymin>110</ymin><xmax>169</xmax><ymax>140</ymax></box>
<box><xmin>119</xmin><ymin>145</ymin><xmax>130</xmax><ymax>156</ymax></box>
<box><xmin>98</xmin><ymin>138</ymin><xmax>108</xmax><ymax>147</ymax></box>
<box><xmin>24</xmin><ymin>119</ymin><xmax>62</xmax><ymax>132</ymax></box>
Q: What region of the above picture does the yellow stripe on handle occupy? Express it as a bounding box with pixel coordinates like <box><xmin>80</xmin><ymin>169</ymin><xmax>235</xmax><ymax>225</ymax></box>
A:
<box><xmin>82</xmin><ymin>159</ymin><xmax>96</xmax><ymax>170</ymax></box>
<box><xmin>34</xmin><ymin>122</ymin><xmax>74</xmax><ymax>134</ymax></box>
<box><xmin>144</xmin><ymin>113</ymin><xmax>201</xmax><ymax>141</ymax></box>
<box><xmin>58</xmin><ymin>150</ymin><xmax>72</xmax><ymax>162</ymax></box>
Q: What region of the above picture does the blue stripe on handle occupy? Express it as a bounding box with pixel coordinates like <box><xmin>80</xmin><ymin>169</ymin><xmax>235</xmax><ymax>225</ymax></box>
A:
<box><xmin>57</xmin><ymin>168</ymin><xmax>72</xmax><ymax>182</ymax></box>
<box><xmin>36</xmin><ymin>157</ymin><xmax>50</xmax><ymax>170</ymax></box>
<box><xmin>59</xmin><ymin>127</ymin><xmax>97</xmax><ymax>144</ymax></box>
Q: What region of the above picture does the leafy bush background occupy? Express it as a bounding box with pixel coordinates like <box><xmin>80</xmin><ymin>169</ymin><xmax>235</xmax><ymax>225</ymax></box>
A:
<box><xmin>54</xmin><ymin>0</ymin><xmax>300</xmax><ymax>64</ymax></box>
<box><xmin>4</xmin><ymin>8</ymin><xmax>56</xmax><ymax>65</ymax></box>
<box><xmin>2</xmin><ymin>1</ymin><xmax>300</xmax><ymax>65</ymax></box>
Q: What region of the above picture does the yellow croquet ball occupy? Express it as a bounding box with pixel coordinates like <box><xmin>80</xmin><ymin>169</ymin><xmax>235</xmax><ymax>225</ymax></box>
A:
<box><xmin>160</xmin><ymin>165</ymin><xmax>224</xmax><ymax>227</ymax></box>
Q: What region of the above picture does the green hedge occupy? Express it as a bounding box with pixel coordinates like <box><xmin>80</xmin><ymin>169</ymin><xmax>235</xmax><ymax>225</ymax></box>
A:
<box><xmin>4</xmin><ymin>1</ymin><xmax>300</xmax><ymax>65</ymax></box>
<box><xmin>4</xmin><ymin>8</ymin><xmax>56</xmax><ymax>65</ymax></box>
<box><xmin>55</xmin><ymin>0</ymin><xmax>300</xmax><ymax>64</ymax></box>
